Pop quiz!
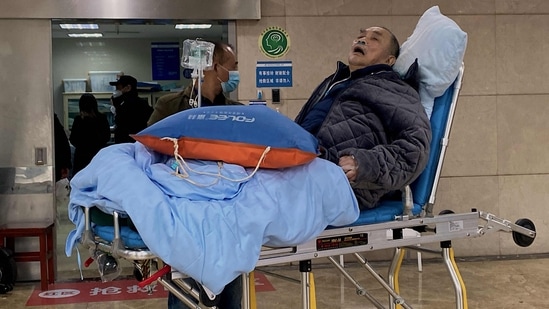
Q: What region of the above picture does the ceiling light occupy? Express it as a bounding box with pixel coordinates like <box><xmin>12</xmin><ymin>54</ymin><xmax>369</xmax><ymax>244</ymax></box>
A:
<box><xmin>60</xmin><ymin>23</ymin><xmax>99</xmax><ymax>30</ymax></box>
<box><xmin>175</xmin><ymin>24</ymin><xmax>212</xmax><ymax>30</ymax></box>
<box><xmin>68</xmin><ymin>33</ymin><xmax>103</xmax><ymax>38</ymax></box>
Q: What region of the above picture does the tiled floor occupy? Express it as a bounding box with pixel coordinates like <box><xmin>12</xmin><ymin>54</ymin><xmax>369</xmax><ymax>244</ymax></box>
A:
<box><xmin>2</xmin><ymin>256</ymin><xmax>549</xmax><ymax>309</ymax></box>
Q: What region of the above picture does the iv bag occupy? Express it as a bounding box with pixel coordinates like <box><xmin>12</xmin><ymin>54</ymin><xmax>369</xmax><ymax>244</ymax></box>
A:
<box><xmin>181</xmin><ymin>39</ymin><xmax>214</xmax><ymax>70</ymax></box>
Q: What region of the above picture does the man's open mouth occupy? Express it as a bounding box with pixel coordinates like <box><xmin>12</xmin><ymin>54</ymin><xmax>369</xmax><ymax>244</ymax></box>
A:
<box><xmin>353</xmin><ymin>46</ymin><xmax>365</xmax><ymax>54</ymax></box>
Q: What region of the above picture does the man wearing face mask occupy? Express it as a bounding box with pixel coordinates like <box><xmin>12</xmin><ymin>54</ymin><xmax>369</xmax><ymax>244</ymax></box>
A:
<box><xmin>147</xmin><ymin>41</ymin><xmax>241</xmax><ymax>126</ymax></box>
<box><xmin>147</xmin><ymin>41</ymin><xmax>244</xmax><ymax>309</ymax></box>
<box><xmin>109</xmin><ymin>75</ymin><xmax>153</xmax><ymax>143</ymax></box>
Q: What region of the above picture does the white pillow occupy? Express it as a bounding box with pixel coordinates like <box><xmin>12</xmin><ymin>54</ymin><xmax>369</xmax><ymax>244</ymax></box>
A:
<box><xmin>393</xmin><ymin>6</ymin><xmax>467</xmax><ymax>118</ymax></box>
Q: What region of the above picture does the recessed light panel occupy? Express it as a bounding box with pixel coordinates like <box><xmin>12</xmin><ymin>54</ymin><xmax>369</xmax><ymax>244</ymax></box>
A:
<box><xmin>60</xmin><ymin>24</ymin><xmax>99</xmax><ymax>30</ymax></box>
<box><xmin>175</xmin><ymin>24</ymin><xmax>212</xmax><ymax>29</ymax></box>
<box><xmin>68</xmin><ymin>33</ymin><xmax>103</xmax><ymax>38</ymax></box>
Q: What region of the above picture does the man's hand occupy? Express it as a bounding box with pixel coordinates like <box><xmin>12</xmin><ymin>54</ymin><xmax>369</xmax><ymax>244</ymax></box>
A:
<box><xmin>339</xmin><ymin>155</ymin><xmax>358</xmax><ymax>182</ymax></box>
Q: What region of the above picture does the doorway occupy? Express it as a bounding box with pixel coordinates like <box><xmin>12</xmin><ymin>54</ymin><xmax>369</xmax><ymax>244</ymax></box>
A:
<box><xmin>52</xmin><ymin>19</ymin><xmax>231</xmax><ymax>281</ymax></box>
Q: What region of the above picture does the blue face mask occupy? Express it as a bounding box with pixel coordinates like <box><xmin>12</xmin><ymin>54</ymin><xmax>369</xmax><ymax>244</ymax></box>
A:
<box><xmin>220</xmin><ymin>70</ymin><xmax>240</xmax><ymax>93</ymax></box>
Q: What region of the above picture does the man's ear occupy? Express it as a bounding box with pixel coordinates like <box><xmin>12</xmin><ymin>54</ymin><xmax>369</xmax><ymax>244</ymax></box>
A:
<box><xmin>386</xmin><ymin>55</ymin><xmax>396</xmax><ymax>66</ymax></box>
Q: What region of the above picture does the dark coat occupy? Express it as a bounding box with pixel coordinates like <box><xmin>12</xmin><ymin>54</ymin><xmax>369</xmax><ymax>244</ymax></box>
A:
<box><xmin>113</xmin><ymin>92</ymin><xmax>153</xmax><ymax>143</ymax></box>
<box><xmin>69</xmin><ymin>113</ymin><xmax>111</xmax><ymax>174</ymax></box>
<box><xmin>296</xmin><ymin>62</ymin><xmax>431</xmax><ymax>210</ymax></box>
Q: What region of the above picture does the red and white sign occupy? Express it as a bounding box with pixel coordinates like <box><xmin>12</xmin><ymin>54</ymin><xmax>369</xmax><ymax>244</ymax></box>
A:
<box><xmin>26</xmin><ymin>279</ymin><xmax>168</xmax><ymax>306</ymax></box>
<box><xmin>26</xmin><ymin>274</ymin><xmax>275</xmax><ymax>306</ymax></box>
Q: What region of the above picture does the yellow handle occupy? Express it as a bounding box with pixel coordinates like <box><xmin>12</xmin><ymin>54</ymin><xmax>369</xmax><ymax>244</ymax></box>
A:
<box><xmin>249</xmin><ymin>272</ymin><xmax>257</xmax><ymax>309</ymax></box>
<box><xmin>449</xmin><ymin>249</ymin><xmax>468</xmax><ymax>309</ymax></box>
<box><xmin>395</xmin><ymin>248</ymin><xmax>406</xmax><ymax>309</ymax></box>
<box><xmin>310</xmin><ymin>273</ymin><xmax>316</xmax><ymax>309</ymax></box>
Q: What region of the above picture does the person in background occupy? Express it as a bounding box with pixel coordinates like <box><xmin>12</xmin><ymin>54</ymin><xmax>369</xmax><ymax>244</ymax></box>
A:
<box><xmin>109</xmin><ymin>75</ymin><xmax>153</xmax><ymax>143</ymax></box>
<box><xmin>148</xmin><ymin>41</ymin><xmax>242</xmax><ymax>309</ymax></box>
<box><xmin>69</xmin><ymin>93</ymin><xmax>111</xmax><ymax>175</ymax></box>
<box><xmin>147</xmin><ymin>41</ymin><xmax>241</xmax><ymax>126</ymax></box>
<box><xmin>295</xmin><ymin>26</ymin><xmax>431</xmax><ymax>210</ymax></box>
<box><xmin>54</xmin><ymin>113</ymin><xmax>72</xmax><ymax>181</ymax></box>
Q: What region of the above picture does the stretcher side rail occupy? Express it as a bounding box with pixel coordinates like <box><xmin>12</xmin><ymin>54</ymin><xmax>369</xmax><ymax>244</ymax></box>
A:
<box><xmin>257</xmin><ymin>211</ymin><xmax>535</xmax><ymax>267</ymax></box>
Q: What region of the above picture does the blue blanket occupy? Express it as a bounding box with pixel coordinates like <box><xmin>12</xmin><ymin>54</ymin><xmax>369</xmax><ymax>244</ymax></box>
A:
<box><xmin>66</xmin><ymin>142</ymin><xmax>359</xmax><ymax>294</ymax></box>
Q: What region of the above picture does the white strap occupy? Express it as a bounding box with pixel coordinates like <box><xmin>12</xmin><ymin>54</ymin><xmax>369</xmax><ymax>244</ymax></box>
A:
<box><xmin>160</xmin><ymin>137</ymin><xmax>271</xmax><ymax>186</ymax></box>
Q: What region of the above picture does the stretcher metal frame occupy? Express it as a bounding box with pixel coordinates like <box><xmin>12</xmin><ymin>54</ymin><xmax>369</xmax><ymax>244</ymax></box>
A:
<box><xmin>78</xmin><ymin>64</ymin><xmax>537</xmax><ymax>309</ymax></box>
<box><xmin>246</xmin><ymin>65</ymin><xmax>536</xmax><ymax>309</ymax></box>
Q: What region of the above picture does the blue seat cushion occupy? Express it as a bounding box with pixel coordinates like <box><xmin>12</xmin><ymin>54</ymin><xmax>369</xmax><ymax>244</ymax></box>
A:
<box><xmin>331</xmin><ymin>200</ymin><xmax>422</xmax><ymax>228</ymax></box>
<box><xmin>93</xmin><ymin>225</ymin><xmax>148</xmax><ymax>249</ymax></box>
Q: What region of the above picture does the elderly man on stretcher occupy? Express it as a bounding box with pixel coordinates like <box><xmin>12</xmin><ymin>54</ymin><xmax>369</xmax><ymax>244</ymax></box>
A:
<box><xmin>295</xmin><ymin>26</ymin><xmax>431</xmax><ymax>210</ymax></box>
<box><xmin>64</xmin><ymin>26</ymin><xmax>430</xmax><ymax>308</ymax></box>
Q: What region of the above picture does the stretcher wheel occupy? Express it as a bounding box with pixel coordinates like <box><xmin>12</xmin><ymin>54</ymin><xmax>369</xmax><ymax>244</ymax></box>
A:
<box><xmin>512</xmin><ymin>218</ymin><xmax>536</xmax><ymax>247</ymax></box>
<box><xmin>439</xmin><ymin>209</ymin><xmax>455</xmax><ymax>215</ymax></box>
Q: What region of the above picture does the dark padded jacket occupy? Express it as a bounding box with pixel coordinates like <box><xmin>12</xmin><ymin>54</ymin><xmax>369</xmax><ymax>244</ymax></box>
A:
<box><xmin>296</xmin><ymin>62</ymin><xmax>431</xmax><ymax>210</ymax></box>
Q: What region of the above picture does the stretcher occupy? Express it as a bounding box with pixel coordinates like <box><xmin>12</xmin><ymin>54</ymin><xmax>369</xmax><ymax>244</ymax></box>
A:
<box><xmin>71</xmin><ymin>63</ymin><xmax>537</xmax><ymax>309</ymax></box>
<box><xmin>66</xmin><ymin>9</ymin><xmax>536</xmax><ymax>309</ymax></box>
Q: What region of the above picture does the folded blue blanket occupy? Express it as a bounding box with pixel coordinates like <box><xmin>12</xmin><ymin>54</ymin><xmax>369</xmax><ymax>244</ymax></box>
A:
<box><xmin>66</xmin><ymin>142</ymin><xmax>359</xmax><ymax>294</ymax></box>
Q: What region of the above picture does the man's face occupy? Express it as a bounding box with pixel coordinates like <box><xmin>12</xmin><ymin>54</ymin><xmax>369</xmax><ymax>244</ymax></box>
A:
<box><xmin>347</xmin><ymin>27</ymin><xmax>395</xmax><ymax>71</ymax></box>
<box><xmin>216</xmin><ymin>46</ymin><xmax>238</xmax><ymax>82</ymax></box>
<box><xmin>115</xmin><ymin>84</ymin><xmax>131</xmax><ymax>93</ymax></box>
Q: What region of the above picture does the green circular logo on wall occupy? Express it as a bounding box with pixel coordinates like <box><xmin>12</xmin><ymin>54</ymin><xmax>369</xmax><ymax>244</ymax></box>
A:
<box><xmin>259</xmin><ymin>26</ymin><xmax>290</xmax><ymax>58</ymax></box>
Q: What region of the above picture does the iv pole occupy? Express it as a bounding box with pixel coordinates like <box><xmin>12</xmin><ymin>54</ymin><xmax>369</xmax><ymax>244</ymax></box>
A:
<box><xmin>184</xmin><ymin>39</ymin><xmax>213</xmax><ymax>108</ymax></box>
<box><xmin>193</xmin><ymin>46</ymin><xmax>203</xmax><ymax>108</ymax></box>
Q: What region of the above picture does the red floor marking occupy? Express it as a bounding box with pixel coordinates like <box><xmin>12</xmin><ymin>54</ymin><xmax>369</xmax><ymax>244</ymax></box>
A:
<box><xmin>26</xmin><ymin>274</ymin><xmax>275</xmax><ymax>306</ymax></box>
<box><xmin>254</xmin><ymin>272</ymin><xmax>276</xmax><ymax>292</ymax></box>
<box><xmin>26</xmin><ymin>279</ymin><xmax>168</xmax><ymax>306</ymax></box>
